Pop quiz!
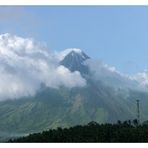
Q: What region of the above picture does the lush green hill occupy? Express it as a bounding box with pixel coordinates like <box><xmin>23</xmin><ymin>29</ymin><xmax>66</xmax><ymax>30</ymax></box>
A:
<box><xmin>0</xmin><ymin>81</ymin><xmax>148</xmax><ymax>141</ymax></box>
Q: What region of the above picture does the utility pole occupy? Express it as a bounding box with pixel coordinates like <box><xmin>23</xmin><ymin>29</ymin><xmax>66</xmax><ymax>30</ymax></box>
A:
<box><xmin>136</xmin><ymin>99</ymin><xmax>140</xmax><ymax>125</ymax></box>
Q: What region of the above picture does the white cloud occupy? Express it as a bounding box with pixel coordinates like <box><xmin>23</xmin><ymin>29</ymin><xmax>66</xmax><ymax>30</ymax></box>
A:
<box><xmin>1</xmin><ymin>33</ymin><xmax>148</xmax><ymax>101</ymax></box>
<box><xmin>0</xmin><ymin>33</ymin><xmax>86</xmax><ymax>101</ymax></box>
<box><xmin>54</xmin><ymin>65</ymin><xmax>86</xmax><ymax>88</ymax></box>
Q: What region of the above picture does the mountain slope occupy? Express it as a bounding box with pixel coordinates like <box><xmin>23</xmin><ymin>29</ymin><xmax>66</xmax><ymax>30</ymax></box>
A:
<box><xmin>0</xmin><ymin>49</ymin><xmax>148</xmax><ymax>140</ymax></box>
<box><xmin>0</xmin><ymin>82</ymin><xmax>148</xmax><ymax>137</ymax></box>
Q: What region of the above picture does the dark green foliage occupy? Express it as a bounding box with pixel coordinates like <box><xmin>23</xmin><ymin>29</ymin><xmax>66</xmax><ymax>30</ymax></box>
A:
<box><xmin>10</xmin><ymin>120</ymin><xmax>148</xmax><ymax>143</ymax></box>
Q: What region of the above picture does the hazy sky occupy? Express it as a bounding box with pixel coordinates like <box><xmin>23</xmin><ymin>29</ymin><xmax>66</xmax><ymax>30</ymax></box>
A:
<box><xmin>0</xmin><ymin>6</ymin><xmax>148</xmax><ymax>74</ymax></box>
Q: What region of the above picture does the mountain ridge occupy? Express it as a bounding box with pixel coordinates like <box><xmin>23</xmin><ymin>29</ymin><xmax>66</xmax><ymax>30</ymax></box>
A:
<box><xmin>0</xmin><ymin>49</ymin><xmax>148</xmax><ymax>140</ymax></box>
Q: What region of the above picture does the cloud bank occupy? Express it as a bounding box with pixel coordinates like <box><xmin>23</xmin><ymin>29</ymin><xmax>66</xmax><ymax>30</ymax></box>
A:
<box><xmin>129</xmin><ymin>70</ymin><xmax>148</xmax><ymax>88</ymax></box>
<box><xmin>1</xmin><ymin>33</ymin><xmax>148</xmax><ymax>101</ymax></box>
<box><xmin>84</xmin><ymin>59</ymin><xmax>145</xmax><ymax>91</ymax></box>
<box><xmin>0</xmin><ymin>33</ymin><xmax>86</xmax><ymax>101</ymax></box>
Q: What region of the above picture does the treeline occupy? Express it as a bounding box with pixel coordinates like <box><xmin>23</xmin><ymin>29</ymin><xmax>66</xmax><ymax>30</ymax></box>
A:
<box><xmin>9</xmin><ymin>120</ymin><xmax>148</xmax><ymax>142</ymax></box>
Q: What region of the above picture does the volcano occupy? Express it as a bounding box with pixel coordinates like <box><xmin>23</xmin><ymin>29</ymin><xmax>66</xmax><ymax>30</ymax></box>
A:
<box><xmin>0</xmin><ymin>49</ymin><xmax>148</xmax><ymax>141</ymax></box>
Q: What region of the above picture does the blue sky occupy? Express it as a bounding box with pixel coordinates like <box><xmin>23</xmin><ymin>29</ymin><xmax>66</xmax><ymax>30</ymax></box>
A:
<box><xmin>0</xmin><ymin>6</ymin><xmax>148</xmax><ymax>74</ymax></box>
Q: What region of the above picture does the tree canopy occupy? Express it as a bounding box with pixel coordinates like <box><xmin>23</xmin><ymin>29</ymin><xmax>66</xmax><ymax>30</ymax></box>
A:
<box><xmin>9</xmin><ymin>119</ymin><xmax>148</xmax><ymax>143</ymax></box>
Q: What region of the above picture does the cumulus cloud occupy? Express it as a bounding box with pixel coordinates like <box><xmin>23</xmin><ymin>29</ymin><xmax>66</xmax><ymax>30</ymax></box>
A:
<box><xmin>0</xmin><ymin>33</ymin><xmax>86</xmax><ymax>101</ymax></box>
<box><xmin>1</xmin><ymin>33</ymin><xmax>148</xmax><ymax>101</ymax></box>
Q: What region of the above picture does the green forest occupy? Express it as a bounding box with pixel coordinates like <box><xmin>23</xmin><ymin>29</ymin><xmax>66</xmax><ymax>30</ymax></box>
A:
<box><xmin>9</xmin><ymin>120</ymin><xmax>148</xmax><ymax>142</ymax></box>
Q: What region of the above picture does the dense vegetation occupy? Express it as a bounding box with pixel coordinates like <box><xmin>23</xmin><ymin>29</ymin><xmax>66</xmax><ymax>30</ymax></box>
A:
<box><xmin>9</xmin><ymin>120</ymin><xmax>148</xmax><ymax>142</ymax></box>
